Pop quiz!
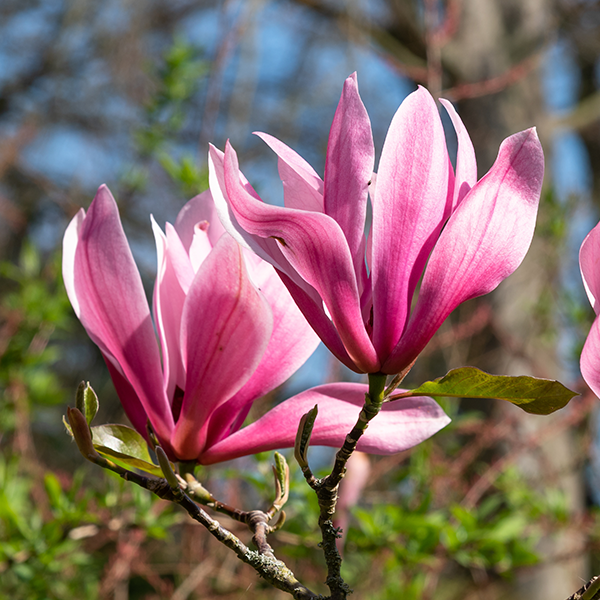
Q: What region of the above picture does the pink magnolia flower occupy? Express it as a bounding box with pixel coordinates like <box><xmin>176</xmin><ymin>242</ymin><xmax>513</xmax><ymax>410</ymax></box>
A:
<box><xmin>63</xmin><ymin>185</ymin><xmax>450</xmax><ymax>463</ymax></box>
<box><xmin>580</xmin><ymin>221</ymin><xmax>600</xmax><ymax>396</ymax></box>
<box><xmin>209</xmin><ymin>74</ymin><xmax>545</xmax><ymax>375</ymax></box>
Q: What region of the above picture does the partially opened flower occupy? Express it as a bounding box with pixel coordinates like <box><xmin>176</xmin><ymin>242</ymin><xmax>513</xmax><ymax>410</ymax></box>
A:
<box><xmin>209</xmin><ymin>73</ymin><xmax>544</xmax><ymax>375</ymax></box>
<box><xmin>580</xmin><ymin>221</ymin><xmax>600</xmax><ymax>396</ymax></box>
<box><xmin>63</xmin><ymin>185</ymin><xmax>450</xmax><ymax>463</ymax></box>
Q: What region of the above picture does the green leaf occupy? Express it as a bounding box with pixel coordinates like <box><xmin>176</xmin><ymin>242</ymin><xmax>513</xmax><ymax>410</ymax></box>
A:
<box><xmin>393</xmin><ymin>367</ymin><xmax>577</xmax><ymax>415</ymax></box>
<box><xmin>75</xmin><ymin>382</ymin><xmax>99</xmax><ymax>426</ymax></box>
<box><xmin>90</xmin><ymin>424</ymin><xmax>165</xmax><ymax>477</ymax></box>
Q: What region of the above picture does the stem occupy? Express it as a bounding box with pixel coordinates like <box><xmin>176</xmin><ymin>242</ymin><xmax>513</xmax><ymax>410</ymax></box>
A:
<box><xmin>304</xmin><ymin>373</ymin><xmax>387</xmax><ymax>600</ymax></box>
<box><xmin>566</xmin><ymin>576</ymin><xmax>600</xmax><ymax>600</ymax></box>
<box><xmin>120</xmin><ymin>464</ymin><xmax>318</xmax><ymax>598</ymax></box>
<box><xmin>67</xmin><ymin>407</ymin><xmax>318</xmax><ymax>599</ymax></box>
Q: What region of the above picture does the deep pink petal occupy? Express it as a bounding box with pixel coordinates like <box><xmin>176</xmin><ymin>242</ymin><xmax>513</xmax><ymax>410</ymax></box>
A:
<box><xmin>384</xmin><ymin>128</ymin><xmax>544</xmax><ymax>374</ymax></box>
<box><xmin>200</xmin><ymin>383</ymin><xmax>450</xmax><ymax>464</ymax></box>
<box><xmin>235</xmin><ymin>255</ymin><xmax>320</xmax><ymax>400</ymax></box>
<box><xmin>219</xmin><ymin>141</ymin><xmax>379</xmax><ymax>372</ymax></box>
<box><xmin>174</xmin><ymin>189</ymin><xmax>225</xmax><ymax>251</ymax></box>
<box><xmin>580</xmin><ymin>221</ymin><xmax>600</xmax><ymax>315</ymax></box>
<box><xmin>581</xmin><ymin>316</ymin><xmax>600</xmax><ymax>398</ymax></box>
<box><xmin>440</xmin><ymin>99</ymin><xmax>478</xmax><ymax>209</ymax></box>
<box><xmin>277</xmin><ymin>270</ymin><xmax>358</xmax><ymax>371</ymax></box>
<box><xmin>371</xmin><ymin>87</ymin><xmax>452</xmax><ymax>361</ymax></box>
<box><xmin>103</xmin><ymin>357</ymin><xmax>149</xmax><ymax>439</ymax></box>
<box><xmin>323</xmin><ymin>73</ymin><xmax>374</xmax><ymax>273</ymax></box>
<box><xmin>204</xmin><ymin>258</ymin><xmax>320</xmax><ymax>447</ymax></box>
<box><xmin>254</xmin><ymin>132</ymin><xmax>324</xmax><ymax>212</ymax></box>
<box><xmin>68</xmin><ymin>185</ymin><xmax>173</xmax><ymax>440</ymax></box>
<box><xmin>172</xmin><ymin>235</ymin><xmax>274</xmax><ymax>460</ymax></box>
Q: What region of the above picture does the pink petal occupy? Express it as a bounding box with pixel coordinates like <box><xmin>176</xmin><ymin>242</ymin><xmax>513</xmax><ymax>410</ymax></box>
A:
<box><xmin>371</xmin><ymin>87</ymin><xmax>453</xmax><ymax>362</ymax></box>
<box><xmin>254</xmin><ymin>132</ymin><xmax>324</xmax><ymax>212</ymax></box>
<box><xmin>174</xmin><ymin>189</ymin><xmax>225</xmax><ymax>251</ymax></box>
<box><xmin>440</xmin><ymin>98</ymin><xmax>478</xmax><ymax>209</ymax></box>
<box><xmin>68</xmin><ymin>185</ymin><xmax>173</xmax><ymax>441</ymax></box>
<box><xmin>204</xmin><ymin>259</ymin><xmax>320</xmax><ymax>447</ymax></box>
<box><xmin>581</xmin><ymin>316</ymin><xmax>600</xmax><ymax>398</ymax></box>
<box><xmin>323</xmin><ymin>73</ymin><xmax>374</xmax><ymax>273</ymax></box>
<box><xmin>276</xmin><ymin>270</ymin><xmax>358</xmax><ymax>371</ymax></box>
<box><xmin>209</xmin><ymin>143</ymin><xmax>297</xmax><ymax>279</ymax></box>
<box><xmin>151</xmin><ymin>219</ymin><xmax>189</xmax><ymax>402</ymax></box>
<box><xmin>63</xmin><ymin>208</ymin><xmax>86</xmax><ymax>317</ymax></box>
<box><xmin>103</xmin><ymin>357</ymin><xmax>150</xmax><ymax>440</ymax></box>
<box><xmin>384</xmin><ymin>127</ymin><xmax>544</xmax><ymax>374</ymax></box>
<box><xmin>220</xmin><ymin>141</ymin><xmax>379</xmax><ymax>372</ymax></box>
<box><xmin>188</xmin><ymin>222</ymin><xmax>214</xmax><ymax>273</ymax></box>
<box><xmin>200</xmin><ymin>383</ymin><xmax>450</xmax><ymax>464</ymax></box>
<box><xmin>172</xmin><ymin>235</ymin><xmax>274</xmax><ymax>460</ymax></box>
<box><xmin>580</xmin><ymin>220</ymin><xmax>600</xmax><ymax>314</ymax></box>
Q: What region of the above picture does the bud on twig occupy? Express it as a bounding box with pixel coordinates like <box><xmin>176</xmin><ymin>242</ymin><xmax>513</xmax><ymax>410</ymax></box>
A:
<box><xmin>294</xmin><ymin>405</ymin><xmax>318</xmax><ymax>470</ymax></box>
<box><xmin>67</xmin><ymin>406</ymin><xmax>100</xmax><ymax>462</ymax></box>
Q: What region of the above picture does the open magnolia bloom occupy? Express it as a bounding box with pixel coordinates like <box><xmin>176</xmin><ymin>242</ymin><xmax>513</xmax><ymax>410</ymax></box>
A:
<box><xmin>209</xmin><ymin>73</ymin><xmax>545</xmax><ymax>375</ymax></box>
<box><xmin>63</xmin><ymin>185</ymin><xmax>450</xmax><ymax>463</ymax></box>
<box><xmin>580</xmin><ymin>220</ymin><xmax>600</xmax><ymax>397</ymax></box>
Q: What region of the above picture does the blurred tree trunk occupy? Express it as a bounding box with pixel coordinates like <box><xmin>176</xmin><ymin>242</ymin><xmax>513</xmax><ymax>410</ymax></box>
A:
<box><xmin>444</xmin><ymin>1</ymin><xmax>588</xmax><ymax>597</ymax></box>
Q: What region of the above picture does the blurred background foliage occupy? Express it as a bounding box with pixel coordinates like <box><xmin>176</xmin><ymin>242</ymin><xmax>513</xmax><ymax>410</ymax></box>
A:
<box><xmin>1</xmin><ymin>0</ymin><xmax>600</xmax><ymax>598</ymax></box>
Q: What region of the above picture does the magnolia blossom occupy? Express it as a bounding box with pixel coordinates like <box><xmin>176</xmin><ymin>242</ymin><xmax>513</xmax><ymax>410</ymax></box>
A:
<box><xmin>63</xmin><ymin>185</ymin><xmax>450</xmax><ymax>463</ymax></box>
<box><xmin>580</xmin><ymin>221</ymin><xmax>600</xmax><ymax>397</ymax></box>
<box><xmin>209</xmin><ymin>74</ymin><xmax>545</xmax><ymax>375</ymax></box>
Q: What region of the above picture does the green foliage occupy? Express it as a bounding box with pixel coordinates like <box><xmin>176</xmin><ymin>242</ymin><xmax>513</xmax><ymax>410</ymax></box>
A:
<box><xmin>396</xmin><ymin>366</ymin><xmax>578</xmax><ymax>414</ymax></box>
<box><xmin>0</xmin><ymin>459</ymin><xmax>100</xmax><ymax>600</ymax></box>
<box><xmin>0</xmin><ymin>242</ymin><xmax>73</xmax><ymax>434</ymax></box>
<box><xmin>127</xmin><ymin>35</ymin><xmax>209</xmax><ymax>199</ymax></box>
<box><xmin>340</xmin><ymin>449</ymin><xmax>566</xmax><ymax>599</ymax></box>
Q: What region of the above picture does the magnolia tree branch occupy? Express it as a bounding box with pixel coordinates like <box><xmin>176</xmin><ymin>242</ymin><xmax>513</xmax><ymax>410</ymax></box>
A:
<box><xmin>295</xmin><ymin>373</ymin><xmax>387</xmax><ymax>600</ymax></box>
<box><xmin>566</xmin><ymin>576</ymin><xmax>600</xmax><ymax>600</ymax></box>
<box><xmin>66</xmin><ymin>407</ymin><xmax>319</xmax><ymax>600</ymax></box>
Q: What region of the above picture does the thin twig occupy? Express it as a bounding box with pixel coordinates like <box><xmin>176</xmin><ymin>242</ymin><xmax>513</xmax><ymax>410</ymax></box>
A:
<box><xmin>67</xmin><ymin>408</ymin><xmax>319</xmax><ymax>599</ymax></box>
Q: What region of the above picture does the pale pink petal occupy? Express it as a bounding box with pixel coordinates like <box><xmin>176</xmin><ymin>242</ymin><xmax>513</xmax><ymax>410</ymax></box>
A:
<box><xmin>221</xmin><ymin>141</ymin><xmax>379</xmax><ymax>372</ymax></box>
<box><xmin>440</xmin><ymin>99</ymin><xmax>478</xmax><ymax>209</ymax></box>
<box><xmin>209</xmin><ymin>144</ymin><xmax>297</xmax><ymax>278</ymax></box>
<box><xmin>70</xmin><ymin>185</ymin><xmax>173</xmax><ymax>441</ymax></box>
<box><xmin>164</xmin><ymin>223</ymin><xmax>195</xmax><ymax>293</ymax></box>
<box><xmin>580</xmin><ymin>221</ymin><xmax>600</xmax><ymax>314</ymax></box>
<box><xmin>255</xmin><ymin>132</ymin><xmax>324</xmax><ymax>212</ymax></box>
<box><xmin>371</xmin><ymin>86</ymin><xmax>452</xmax><ymax>361</ymax></box>
<box><xmin>323</xmin><ymin>73</ymin><xmax>374</xmax><ymax>273</ymax></box>
<box><xmin>174</xmin><ymin>189</ymin><xmax>225</xmax><ymax>251</ymax></box>
<box><xmin>172</xmin><ymin>235</ymin><xmax>273</xmax><ymax>460</ymax></box>
<box><xmin>581</xmin><ymin>316</ymin><xmax>600</xmax><ymax>398</ymax></box>
<box><xmin>62</xmin><ymin>208</ymin><xmax>86</xmax><ymax>317</ymax></box>
<box><xmin>200</xmin><ymin>383</ymin><xmax>450</xmax><ymax>464</ymax></box>
<box><xmin>151</xmin><ymin>218</ymin><xmax>188</xmax><ymax>401</ymax></box>
<box><xmin>384</xmin><ymin>128</ymin><xmax>544</xmax><ymax>374</ymax></box>
<box><xmin>188</xmin><ymin>222</ymin><xmax>213</xmax><ymax>273</ymax></box>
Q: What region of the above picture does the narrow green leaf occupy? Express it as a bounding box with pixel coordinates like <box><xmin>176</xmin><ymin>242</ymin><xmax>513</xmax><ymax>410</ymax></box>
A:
<box><xmin>294</xmin><ymin>405</ymin><xmax>318</xmax><ymax>468</ymax></box>
<box><xmin>393</xmin><ymin>367</ymin><xmax>578</xmax><ymax>415</ymax></box>
<box><xmin>90</xmin><ymin>424</ymin><xmax>165</xmax><ymax>477</ymax></box>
